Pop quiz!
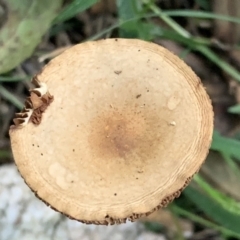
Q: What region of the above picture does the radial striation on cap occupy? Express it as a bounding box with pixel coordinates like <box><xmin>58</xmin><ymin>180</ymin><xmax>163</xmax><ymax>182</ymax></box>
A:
<box><xmin>9</xmin><ymin>38</ymin><xmax>214</xmax><ymax>225</ymax></box>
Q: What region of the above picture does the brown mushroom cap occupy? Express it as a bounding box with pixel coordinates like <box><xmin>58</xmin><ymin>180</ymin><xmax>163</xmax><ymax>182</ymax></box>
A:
<box><xmin>9</xmin><ymin>38</ymin><xmax>213</xmax><ymax>225</ymax></box>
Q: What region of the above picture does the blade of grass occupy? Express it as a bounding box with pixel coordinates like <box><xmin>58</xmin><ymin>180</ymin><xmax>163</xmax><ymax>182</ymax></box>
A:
<box><xmin>85</xmin><ymin>8</ymin><xmax>240</xmax><ymax>84</ymax></box>
<box><xmin>87</xmin><ymin>22</ymin><xmax>120</xmax><ymax>41</ymax></box>
<box><xmin>86</xmin><ymin>14</ymin><xmax>159</xmax><ymax>41</ymax></box>
<box><xmin>171</xmin><ymin>204</ymin><xmax>240</xmax><ymax>239</ymax></box>
<box><xmin>151</xmin><ymin>26</ymin><xmax>240</xmax><ymax>82</ymax></box>
<box><xmin>179</xmin><ymin>48</ymin><xmax>192</xmax><ymax>59</ymax></box>
<box><xmin>145</xmin><ymin>2</ymin><xmax>240</xmax><ymax>83</ymax></box>
<box><xmin>164</xmin><ymin>10</ymin><xmax>240</xmax><ymax>24</ymax></box>
<box><xmin>87</xmin><ymin>10</ymin><xmax>240</xmax><ymax>44</ymax></box>
<box><xmin>117</xmin><ymin>0</ymin><xmax>140</xmax><ymax>38</ymax></box>
<box><xmin>0</xmin><ymin>150</ymin><xmax>12</xmax><ymax>159</ymax></box>
<box><xmin>228</xmin><ymin>104</ymin><xmax>240</xmax><ymax>114</ymax></box>
<box><xmin>0</xmin><ymin>85</ymin><xmax>23</xmax><ymax>110</ymax></box>
<box><xmin>211</xmin><ymin>131</ymin><xmax>240</xmax><ymax>161</ymax></box>
<box><xmin>0</xmin><ymin>76</ymin><xmax>29</xmax><ymax>82</ymax></box>
<box><xmin>196</xmin><ymin>45</ymin><xmax>240</xmax><ymax>82</ymax></box>
<box><xmin>194</xmin><ymin>174</ymin><xmax>240</xmax><ymax>216</ymax></box>
<box><xmin>89</xmin><ymin>18</ymin><xmax>210</xmax><ymax>47</ymax></box>
<box><xmin>150</xmin><ymin>24</ymin><xmax>208</xmax><ymax>47</ymax></box>
<box><xmin>54</xmin><ymin>0</ymin><xmax>99</xmax><ymax>24</ymax></box>
<box><xmin>144</xmin><ymin>1</ymin><xmax>190</xmax><ymax>38</ymax></box>
<box><xmin>183</xmin><ymin>186</ymin><xmax>240</xmax><ymax>235</ymax></box>
<box><xmin>170</xmin><ymin>210</ymin><xmax>185</xmax><ymax>240</ymax></box>
<box><xmin>221</xmin><ymin>152</ymin><xmax>240</xmax><ymax>181</ymax></box>
<box><xmin>107</xmin><ymin>27</ymin><xmax>240</xmax><ymax>84</ymax></box>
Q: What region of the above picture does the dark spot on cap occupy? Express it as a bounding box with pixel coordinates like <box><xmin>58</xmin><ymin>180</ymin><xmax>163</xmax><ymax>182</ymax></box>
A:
<box><xmin>136</xmin><ymin>94</ymin><xmax>141</xmax><ymax>99</ymax></box>
<box><xmin>88</xmin><ymin>105</ymin><xmax>165</xmax><ymax>160</ymax></box>
<box><xmin>114</xmin><ymin>70</ymin><xmax>122</xmax><ymax>75</ymax></box>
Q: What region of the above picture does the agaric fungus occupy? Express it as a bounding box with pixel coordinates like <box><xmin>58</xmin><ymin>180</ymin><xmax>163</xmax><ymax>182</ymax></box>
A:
<box><xmin>9</xmin><ymin>39</ymin><xmax>213</xmax><ymax>225</ymax></box>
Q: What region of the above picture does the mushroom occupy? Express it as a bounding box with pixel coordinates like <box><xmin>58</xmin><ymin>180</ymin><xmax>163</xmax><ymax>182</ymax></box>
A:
<box><xmin>9</xmin><ymin>38</ymin><xmax>213</xmax><ymax>225</ymax></box>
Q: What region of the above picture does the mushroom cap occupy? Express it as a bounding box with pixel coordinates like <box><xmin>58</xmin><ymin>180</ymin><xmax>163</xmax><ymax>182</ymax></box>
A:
<box><xmin>9</xmin><ymin>38</ymin><xmax>213</xmax><ymax>225</ymax></box>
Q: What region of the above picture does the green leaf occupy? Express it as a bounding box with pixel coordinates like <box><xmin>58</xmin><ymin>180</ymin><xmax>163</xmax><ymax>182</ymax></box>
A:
<box><xmin>228</xmin><ymin>104</ymin><xmax>240</xmax><ymax>114</ymax></box>
<box><xmin>164</xmin><ymin>10</ymin><xmax>240</xmax><ymax>24</ymax></box>
<box><xmin>133</xmin><ymin>22</ymin><xmax>156</xmax><ymax>41</ymax></box>
<box><xmin>0</xmin><ymin>150</ymin><xmax>11</xmax><ymax>159</ymax></box>
<box><xmin>54</xmin><ymin>0</ymin><xmax>99</xmax><ymax>24</ymax></box>
<box><xmin>171</xmin><ymin>204</ymin><xmax>240</xmax><ymax>238</ymax></box>
<box><xmin>195</xmin><ymin>0</ymin><xmax>211</xmax><ymax>10</ymax></box>
<box><xmin>149</xmin><ymin>24</ymin><xmax>197</xmax><ymax>47</ymax></box>
<box><xmin>0</xmin><ymin>75</ymin><xmax>29</xmax><ymax>82</ymax></box>
<box><xmin>0</xmin><ymin>85</ymin><xmax>23</xmax><ymax>109</ymax></box>
<box><xmin>211</xmin><ymin>131</ymin><xmax>240</xmax><ymax>161</ymax></box>
<box><xmin>0</xmin><ymin>0</ymin><xmax>63</xmax><ymax>74</ymax></box>
<box><xmin>144</xmin><ymin>222</ymin><xmax>164</xmax><ymax>233</ymax></box>
<box><xmin>194</xmin><ymin>175</ymin><xmax>240</xmax><ymax>216</ymax></box>
<box><xmin>117</xmin><ymin>0</ymin><xmax>142</xmax><ymax>38</ymax></box>
<box><xmin>184</xmin><ymin>186</ymin><xmax>240</xmax><ymax>234</ymax></box>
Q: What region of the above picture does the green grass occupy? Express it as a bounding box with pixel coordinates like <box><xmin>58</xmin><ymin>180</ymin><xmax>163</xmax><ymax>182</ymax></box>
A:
<box><xmin>0</xmin><ymin>85</ymin><xmax>23</xmax><ymax>110</ymax></box>
<box><xmin>53</xmin><ymin>0</ymin><xmax>99</xmax><ymax>24</ymax></box>
<box><xmin>0</xmin><ymin>150</ymin><xmax>12</xmax><ymax>159</ymax></box>
<box><xmin>1</xmin><ymin>0</ymin><xmax>240</xmax><ymax>238</ymax></box>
